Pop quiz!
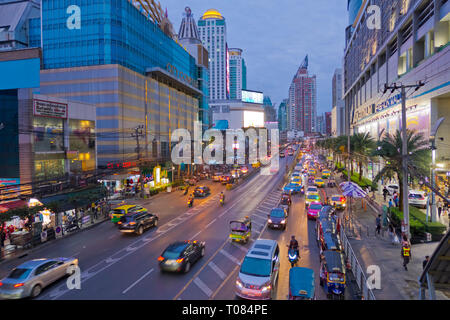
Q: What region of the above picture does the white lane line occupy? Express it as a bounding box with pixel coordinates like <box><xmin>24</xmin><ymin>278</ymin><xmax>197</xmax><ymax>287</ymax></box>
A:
<box><xmin>193</xmin><ymin>277</ymin><xmax>213</xmax><ymax>297</ymax></box>
<box><xmin>191</xmin><ymin>230</ymin><xmax>202</xmax><ymax>239</ymax></box>
<box><xmin>255</xmin><ymin>208</ymin><xmax>268</xmax><ymax>215</ymax></box>
<box><xmin>208</xmin><ymin>261</ymin><xmax>227</xmax><ymax>280</ymax></box>
<box><xmin>259</xmin><ymin>204</ymin><xmax>275</xmax><ymax>211</ymax></box>
<box><xmin>231</xmin><ymin>243</ymin><xmax>250</xmax><ymax>254</ymax></box>
<box><xmin>122</xmin><ymin>268</ymin><xmax>154</xmax><ymax>294</ymax></box>
<box><xmin>251</xmin><ymin>220</ymin><xmax>264</xmax><ymax>227</ymax></box>
<box><xmin>205</xmin><ymin>218</ymin><xmax>217</xmax><ymax>229</ymax></box>
<box><xmin>252</xmin><ymin>214</ymin><xmax>267</xmax><ymax>221</ymax></box>
<box><xmin>219</xmin><ymin>249</ymin><xmax>241</xmax><ymax>265</ymax></box>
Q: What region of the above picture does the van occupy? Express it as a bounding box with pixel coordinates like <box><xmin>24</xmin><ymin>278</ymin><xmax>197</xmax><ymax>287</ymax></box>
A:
<box><xmin>235</xmin><ymin>239</ymin><xmax>280</xmax><ymax>300</ymax></box>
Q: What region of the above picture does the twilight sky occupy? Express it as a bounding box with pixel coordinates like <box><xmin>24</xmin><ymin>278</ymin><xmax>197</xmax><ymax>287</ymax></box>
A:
<box><xmin>162</xmin><ymin>0</ymin><xmax>348</xmax><ymax>115</ymax></box>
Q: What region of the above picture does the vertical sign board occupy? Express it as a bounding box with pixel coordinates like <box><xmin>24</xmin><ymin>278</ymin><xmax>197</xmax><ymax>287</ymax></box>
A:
<box><xmin>33</xmin><ymin>99</ymin><xmax>68</xmax><ymax>119</ymax></box>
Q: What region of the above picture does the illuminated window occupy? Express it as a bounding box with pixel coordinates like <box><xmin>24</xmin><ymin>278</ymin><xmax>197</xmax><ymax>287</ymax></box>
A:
<box><xmin>401</xmin><ymin>0</ymin><xmax>410</xmax><ymax>15</ymax></box>
<box><xmin>389</xmin><ymin>9</ymin><xmax>397</xmax><ymax>32</ymax></box>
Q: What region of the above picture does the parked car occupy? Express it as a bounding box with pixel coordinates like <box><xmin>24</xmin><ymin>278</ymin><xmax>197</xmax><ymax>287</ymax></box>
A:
<box><xmin>158</xmin><ymin>241</ymin><xmax>205</xmax><ymax>273</ymax></box>
<box><xmin>409</xmin><ymin>190</ymin><xmax>427</xmax><ymax>209</ymax></box>
<box><xmin>194</xmin><ymin>186</ymin><xmax>211</xmax><ymax>197</ymax></box>
<box><xmin>235</xmin><ymin>239</ymin><xmax>280</xmax><ymax>300</ymax></box>
<box><xmin>118</xmin><ymin>211</ymin><xmax>158</xmax><ymax>235</ymax></box>
<box><xmin>0</xmin><ymin>258</ymin><xmax>79</xmax><ymax>299</ymax></box>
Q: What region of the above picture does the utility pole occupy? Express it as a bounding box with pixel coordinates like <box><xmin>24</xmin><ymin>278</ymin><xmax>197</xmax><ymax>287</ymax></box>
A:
<box><xmin>383</xmin><ymin>81</ymin><xmax>425</xmax><ymax>241</ymax></box>
<box><xmin>132</xmin><ymin>125</ymin><xmax>145</xmax><ymax>197</ymax></box>
<box><xmin>430</xmin><ymin>118</ymin><xmax>445</xmax><ymax>222</ymax></box>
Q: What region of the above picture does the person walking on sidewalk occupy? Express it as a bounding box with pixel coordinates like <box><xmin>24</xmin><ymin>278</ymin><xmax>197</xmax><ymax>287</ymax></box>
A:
<box><xmin>376</xmin><ymin>214</ymin><xmax>382</xmax><ymax>235</ymax></box>
<box><xmin>388</xmin><ymin>224</ymin><xmax>396</xmax><ymax>244</ymax></box>
<box><xmin>401</xmin><ymin>243</ymin><xmax>411</xmax><ymax>271</ymax></box>
<box><xmin>437</xmin><ymin>199</ymin><xmax>443</xmax><ymax>222</ymax></box>
<box><xmin>383</xmin><ymin>187</ymin><xmax>389</xmax><ymax>202</ymax></box>
<box><xmin>388</xmin><ymin>198</ymin><xmax>394</xmax><ymax>209</ymax></box>
<box><xmin>422</xmin><ymin>256</ymin><xmax>430</xmax><ymax>270</ymax></box>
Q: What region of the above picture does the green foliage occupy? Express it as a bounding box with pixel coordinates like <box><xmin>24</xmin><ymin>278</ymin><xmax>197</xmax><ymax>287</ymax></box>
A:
<box><xmin>389</xmin><ymin>206</ymin><xmax>446</xmax><ymax>238</ymax></box>
<box><xmin>341</xmin><ymin>169</ymin><xmax>377</xmax><ymax>190</ymax></box>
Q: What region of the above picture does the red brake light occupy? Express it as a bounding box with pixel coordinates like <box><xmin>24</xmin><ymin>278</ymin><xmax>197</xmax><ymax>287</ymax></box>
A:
<box><xmin>0</xmin><ymin>282</ymin><xmax>3</xmax><ymax>287</ymax></box>
<box><xmin>158</xmin><ymin>256</ymin><xmax>164</xmax><ymax>262</ymax></box>
<box><xmin>118</xmin><ymin>221</ymin><xmax>122</xmax><ymax>225</ymax></box>
<box><xmin>176</xmin><ymin>258</ymin><xmax>184</xmax><ymax>263</ymax></box>
<box><xmin>14</xmin><ymin>283</ymin><xmax>24</xmax><ymax>288</ymax></box>
<box><xmin>129</xmin><ymin>222</ymin><xmax>136</xmax><ymax>226</ymax></box>
<box><xmin>341</xmin><ymin>197</ymin><xmax>345</xmax><ymax>202</ymax></box>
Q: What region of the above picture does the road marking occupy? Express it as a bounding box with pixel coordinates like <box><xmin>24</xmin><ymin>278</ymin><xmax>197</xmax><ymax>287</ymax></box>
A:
<box><xmin>259</xmin><ymin>204</ymin><xmax>275</xmax><ymax>211</ymax></box>
<box><xmin>191</xmin><ymin>230</ymin><xmax>202</xmax><ymax>239</ymax></box>
<box><xmin>205</xmin><ymin>218</ymin><xmax>217</xmax><ymax>229</ymax></box>
<box><xmin>251</xmin><ymin>220</ymin><xmax>264</xmax><ymax>227</ymax></box>
<box><xmin>255</xmin><ymin>208</ymin><xmax>268</xmax><ymax>215</ymax></box>
<box><xmin>105</xmin><ymin>257</ymin><xmax>120</xmax><ymax>264</ymax></box>
<box><xmin>230</xmin><ymin>243</ymin><xmax>250</xmax><ymax>254</ymax></box>
<box><xmin>122</xmin><ymin>268</ymin><xmax>154</xmax><ymax>294</ymax></box>
<box><xmin>219</xmin><ymin>249</ymin><xmax>241</xmax><ymax>265</ymax></box>
<box><xmin>193</xmin><ymin>277</ymin><xmax>213</xmax><ymax>297</ymax></box>
<box><xmin>126</xmin><ymin>246</ymin><xmax>138</xmax><ymax>252</ymax></box>
<box><xmin>252</xmin><ymin>214</ymin><xmax>267</xmax><ymax>221</ymax></box>
<box><xmin>208</xmin><ymin>261</ymin><xmax>227</xmax><ymax>280</ymax></box>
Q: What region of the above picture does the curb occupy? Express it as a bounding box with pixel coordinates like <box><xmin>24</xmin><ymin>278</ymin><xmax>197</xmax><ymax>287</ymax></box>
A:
<box><xmin>0</xmin><ymin>217</ymin><xmax>109</xmax><ymax>266</ymax></box>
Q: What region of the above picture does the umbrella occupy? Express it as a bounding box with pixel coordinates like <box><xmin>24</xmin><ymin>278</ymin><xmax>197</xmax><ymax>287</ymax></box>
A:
<box><xmin>339</xmin><ymin>181</ymin><xmax>364</xmax><ymax>192</ymax></box>
<box><xmin>341</xmin><ymin>184</ymin><xmax>367</xmax><ymax>198</ymax></box>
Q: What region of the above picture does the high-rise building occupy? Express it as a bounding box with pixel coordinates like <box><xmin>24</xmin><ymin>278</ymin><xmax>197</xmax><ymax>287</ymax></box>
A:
<box><xmin>198</xmin><ymin>9</ymin><xmax>228</xmax><ymax>101</ymax></box>
<box><xmin>316</xmin><ymin>114</ymin><xmax>325</xmax><ymax>135</ymax></box>
<box><xmin>278</xmin><ymin>99</ymin><xmax>288</xmax><ymax>132</ymax></box>
<box><xmin>289</xmin><ymin>55</ymin><xmax>317</xmax><ymax>133</ymax></box>
<box><xmin>325</xmin><ymin>112</ymin><xmax>332</xmax><ymax>136</ymax></box>
<box><xmin>178</xmin><ymin>7</ymin><xmax>210</xmax><ymax>130</ymax></box>
<box><xmin>343</xmin><ymin>0</ymin><xmax>450</xmax><ymax>177</ymax></box>
<box><xmin>332</xmin><ymin>68</ymin><xmax>345</xmax><ymax>136</ymax></box>
<box><xmin>228</xmin><ymin>48</ymin><xmax>247</xmax><ymax>100</ymax></box>
<box><xmin>263</xmin><ymin>96</ymin><xmax>277</xmax><ymax>122</ymax></box>
<box><xmin>345</xmin><ymin>0</ymin><xmax>363</xmax><ymax>47</ymax></box>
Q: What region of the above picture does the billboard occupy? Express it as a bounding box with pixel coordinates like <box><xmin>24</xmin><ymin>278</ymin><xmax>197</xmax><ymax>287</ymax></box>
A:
<box><xmin>33</xmin><ymin>99</ymin><xmax>68</xmax><ymax>119</ymax></box>
<box><xmin>244</xmin><ymin>111</ymin><xmax>264</xmax><ymax>128</ymax></box>
<box><xmin>242</xmin><ymin>90</ymin><xmax>264</xmax><ymax>104</ymax></box>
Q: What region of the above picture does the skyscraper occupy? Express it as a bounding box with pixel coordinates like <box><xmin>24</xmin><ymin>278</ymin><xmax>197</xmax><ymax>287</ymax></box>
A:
<box><xmin>288</xmin><ymin>55</ymin><xmax>317</xmax><ymax>134</ymax></box>
<box><xmin>228</xmin><ymin>48</ymin><xmax>247</xmax><ymax>100</ymax></box>
<box><xmin>198</xmin><ymin>9</ymin><xmax>228</xmax><ymax>101</ymax></box>
<box><xmin>263</xmin><ymin>96</ymin><xmax>277</xmax><ymax>122</ymax></box>
<box><xmin>278</xmin><ymin>99</ymin><xmax>288</xmax><ymax>132</ymax></box>
<box><xmin>331</xmin><ymin>68</ymin><xmax>345</xmax><ymax>136</ymax></box>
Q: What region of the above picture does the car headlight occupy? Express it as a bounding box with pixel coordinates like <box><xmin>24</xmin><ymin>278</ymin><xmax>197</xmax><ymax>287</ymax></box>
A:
<box><xmin>261</xmin><ymin>284</ymin><xmax>272</xmax><ymax>292</ymax></box>
<box><xmin>268</xmin><ymin>219</ymin><xmax>273</xmax><ymax>223</ymax></box>
<box><xmin>281</xmin><ymin>219</ymin><xmax>286</xmax><ymax>224</ymax></box>
<box><xmin>236</xmin><ymin>279</ymin><xmax>244</xmax><ymax>289</ymax></box>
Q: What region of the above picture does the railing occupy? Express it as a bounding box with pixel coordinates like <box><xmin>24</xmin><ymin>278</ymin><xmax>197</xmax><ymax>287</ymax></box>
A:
<box><xmin>340</xmin><ymin>226</ymin><xmax>377</xmax><ymax>300</ymax></box>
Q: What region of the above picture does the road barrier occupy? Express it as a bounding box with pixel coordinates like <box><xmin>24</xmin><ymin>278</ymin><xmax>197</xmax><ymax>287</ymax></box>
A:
<box><xmin>340</xmin><ymin>226</ymin><xmax>377</xmax><ymax>300</ymax></box>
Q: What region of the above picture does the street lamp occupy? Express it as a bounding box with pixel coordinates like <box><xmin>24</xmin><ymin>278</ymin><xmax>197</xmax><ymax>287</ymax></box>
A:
<box><xmin>430</xmin><ymin>117</ymin><xmax>445</xmax><ymax>222</ymax></box>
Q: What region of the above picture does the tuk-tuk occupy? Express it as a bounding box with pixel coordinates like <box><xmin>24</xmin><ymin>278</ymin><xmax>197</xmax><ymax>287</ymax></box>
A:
<box><xmin>317</xmin><ymin>218</ymin><xmax>337</xmax><ymax>245</ymax></box>
<box><xmin>327</xmin><ymin>179</ymin><xmax>337</xmax><ymax>188</ymax></box>
<box><xmin>319</xmin><ymin>251</ymin><xmax>346</xmax><ymax>299</ymax></box>
<box><xmin>319</xmin><ymin>232</ymin><xmax>342</xmax><ymax>258</ymax></box>
<box><xmin>289</xmin><ymin>267</ymin><xmax>315</xmax><ymax>300</ymax></box>
<box><xmin>229</xmin><ymin>221</ymin><xmax>251</xmax><ymax>243</ymax></box>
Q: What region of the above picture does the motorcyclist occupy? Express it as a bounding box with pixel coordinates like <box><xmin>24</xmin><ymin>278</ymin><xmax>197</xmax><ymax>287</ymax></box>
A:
<box><xmin>243</xmin><ymin>216</ymin><xmax>252</xmax><ymax>231</ymax></box>
<box><xmin>288</xmin><ymin>235</ymin><xmax>300</xmax><ymax>257</ymax></box>
<box><xmin>188</xmin><ymin>193</ymin><xmax>194</xmax><ymax>206</ymax></box>
<box><xmin>220</xmin><ymin>192</ymin><xmax>225</xmax><ymax>203</ymax></box>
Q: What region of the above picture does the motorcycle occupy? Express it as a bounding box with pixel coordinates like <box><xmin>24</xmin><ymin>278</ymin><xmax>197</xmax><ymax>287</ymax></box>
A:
<box><xmin>188</xmin><ymin>198</ymin><xmax>194</xmax><ymax>208</ymax></box>
<box><xmin>288</xmin><ymin>248</ymin><xmax>299</xmax><ymax>268</ymax></box>
<box><xmin>220</xmin><ymin>197</ymin><xmax>225</xmax><ymax>206</ymax></box>
<box><xmin>64</xmin><ymin>219</ymin><xmax>80</xmax><ymax>233</ymax></box>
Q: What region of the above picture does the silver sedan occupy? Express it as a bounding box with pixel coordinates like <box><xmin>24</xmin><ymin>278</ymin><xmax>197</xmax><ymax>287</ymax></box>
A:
<box><xmin>0</xmin><ymin>257</ymin><xmax>79</xmax><ymax>299</ymax></box>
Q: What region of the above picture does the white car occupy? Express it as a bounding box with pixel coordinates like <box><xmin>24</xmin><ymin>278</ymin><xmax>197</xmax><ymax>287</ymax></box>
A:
<box><xmin>409</xmin><ymin>190</ymin><xmax>427</xmax><ymax>209</ymax></box>
<box><xmin>386</xmin><ymin>184</ymin><xmax>400</xmax><ymax>196</ymax></box>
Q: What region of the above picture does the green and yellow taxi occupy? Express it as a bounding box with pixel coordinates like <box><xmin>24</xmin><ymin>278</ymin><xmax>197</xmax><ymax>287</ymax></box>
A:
<box><xmin>292</xmin><ymin>177</ymin><xmax>303</xmax><ymax>186</ymax></box>
<box><xmin>329</xmin><ymin>195</ymin><xmax>346</xmax><ymax>210</ymax></box>
<box><xmin>111</xmin><ymin>205</ymin><xmax>146</xmax><ymax>224</ymax></box>
<box><xmin>315</xmin><ymin>178</ymin><xmax>325</xmax><ymax>188</ymax></box>
<box><xmin>305</xmin><ymin>193</ymin><xmax>321</xmax><ymax>208</ymax></box>
<box><xmin>322</xmin><ymin>170</ymin><xmax>331</xmax><ymax>179</ymax></box>
<box><xmin>308</xmin><ymin>169</ymin><xmax>316</xmax><ymax>176</ymax></box>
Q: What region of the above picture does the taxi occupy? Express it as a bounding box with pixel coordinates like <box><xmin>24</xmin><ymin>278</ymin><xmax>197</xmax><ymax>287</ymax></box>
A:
<box><xmin>322</xmin><ymin>170</ymin><xmax>331</xmax><ymax>179</ymax></box>
<box><xmin>305</xmin><ymin>193</ymin><xmax>321</xmax><ymax>208</ymax></box>
<box><xmin>314</xmin><ymin>178</ymin><xmax>325</xmax><ymax>188</ymax></box>
<box><xmin>307</xmin><ymin>202</ymin><xmax>323</xmax><ymax>220</ymax></box>
<box><xmin>308</xmin><ymin>169</ymin><xmax>316</xmax><ymax>176</ymax></box>
<box><xmin>111</xmin><ymin>205</ymin><xmax>147</xmax><ymax>224</ymax></box>
<box><xmin>292</xmin><ymin>177</ymin><xmax>303</xmax><ymax>186</ymax></box>
<box><xmin>329</xmin><ymin>195</ymin><xmax>346</xmax><ymax>210</ymax></box>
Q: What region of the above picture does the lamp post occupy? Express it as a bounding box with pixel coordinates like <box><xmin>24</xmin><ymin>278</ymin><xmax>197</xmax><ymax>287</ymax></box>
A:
<box><xmin>430</xmin><ymin>118</ymin><xmax>445</xmax><ymax>222</ymax></box>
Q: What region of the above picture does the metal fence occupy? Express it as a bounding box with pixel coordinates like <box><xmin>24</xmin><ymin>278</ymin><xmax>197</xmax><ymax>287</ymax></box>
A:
<box><xmin>340</xmin><ymin>227</ymin><xmax>377</xmax><ymax>300</ymax></box>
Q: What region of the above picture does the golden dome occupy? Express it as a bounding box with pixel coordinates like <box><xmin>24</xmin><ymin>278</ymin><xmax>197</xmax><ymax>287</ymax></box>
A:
<box><xmin>201</xmin><ymin>9</ymin><xmax>223</xmax><ymax>20</ymax></box>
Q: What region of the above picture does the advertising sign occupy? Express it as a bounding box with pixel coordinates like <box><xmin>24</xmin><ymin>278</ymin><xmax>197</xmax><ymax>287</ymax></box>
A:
<box><xmin>33</xmin><ymin>99</ymin><xmax>68</xmax><ymax>119</ymax></box>
<box><xmin>244</xmin><ymin>111</ymin><xmax>265</xmax><ymax>128</ymax></box>
<box><xmin>242</xmin><ymin>90</ymin><xmax>264</xmax><ymax>104</ymax></box>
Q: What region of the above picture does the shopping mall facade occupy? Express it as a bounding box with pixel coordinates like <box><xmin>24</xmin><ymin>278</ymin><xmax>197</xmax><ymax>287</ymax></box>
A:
<box><xmin>344</xmin><ymin>0</ymin><xmax>450</xmax><ymax>183</ymax></box>
<box><xmin>0</xmin><ymin>0</ymin><xmax>209</xmax><ymax>191</ymax></box>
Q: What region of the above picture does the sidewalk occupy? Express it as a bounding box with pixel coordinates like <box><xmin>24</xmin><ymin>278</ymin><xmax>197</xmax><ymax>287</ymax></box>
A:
<box><xmin>336</xmin><ymin>177</ymin><xmax>449</xmax><ymax>300</ymax></box>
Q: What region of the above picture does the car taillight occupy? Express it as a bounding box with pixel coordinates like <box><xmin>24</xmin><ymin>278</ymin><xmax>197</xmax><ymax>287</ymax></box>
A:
<box><xmin>341</xmin><ymin>197</ymin><xmax>345</xmax><ymax>202</ymax></box>
<box><xmin>158</xmin><ymin>256</ymin><xmax>164</xmax><ymax>262</ymax></box>
<box><xmin>129</xmin><ymin>222</ymin><xmax>136</xmax><ymax>225</ymax></box>
<box><xmin>176</xmin><ymin>258</ymin><xmax>184</xmax><ymax>263</ymax></box>
<box><xmin>117</xmin><ymin>221</ymin><xmax>122</xmax><ymax>225</ymax></box>
<box><xmin>0</xmin><ymin>282</ymin><xmax>3</xmax><ymax>287</ymax></box>
<box><xmin>14</xmin><ymin>283</ymin><xmax>24</xmax><ymax>288</ymax></box>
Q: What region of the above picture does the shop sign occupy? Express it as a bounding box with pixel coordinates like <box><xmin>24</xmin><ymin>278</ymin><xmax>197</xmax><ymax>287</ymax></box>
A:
<box><xmin>375</xmin><ymin>94</ymin><xmax>401</xmax><ymax>113</ymax></box>
<box><xmin>353</xmin><ymin>104</ymin><xmax>375</xmax><ymax>123</ymax></box>
<box><xmin>107</xmin><ymin>161</ymin><xmax>137</xmax><ymax>170</ymax></box>
<box><xmin>166</xmin><ymin>63</ymin><xmax>195</xmax><ymax>87</ymax></box>
<box><xmin>33</xmin><ymin>99</ymin><xmax>68</xmax><ymax>119</ymax></box>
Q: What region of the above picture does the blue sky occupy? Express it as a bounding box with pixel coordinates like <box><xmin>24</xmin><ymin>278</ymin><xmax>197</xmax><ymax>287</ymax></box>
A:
<box><xmin>162</xmin><ymin>0</ymin><xmax>348</xmax><ymax>115</ymax></box>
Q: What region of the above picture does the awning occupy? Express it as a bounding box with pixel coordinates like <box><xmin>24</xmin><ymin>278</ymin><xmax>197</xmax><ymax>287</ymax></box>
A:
<box><xmin>0</xmin><ymin>200</ymin><xmax>27</xmax><ymax>210</ymax></box>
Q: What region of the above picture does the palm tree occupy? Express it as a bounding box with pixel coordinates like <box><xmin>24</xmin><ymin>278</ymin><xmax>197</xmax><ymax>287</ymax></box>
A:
<box><xmin>373</xmin><ymin>130</ymin><xmax>431</xmax><ymax>212</ymax></box>
<box><xmin>351</xmin><ymin>132</ymin><xmax>376</xmax><ymax>182</ymax></box>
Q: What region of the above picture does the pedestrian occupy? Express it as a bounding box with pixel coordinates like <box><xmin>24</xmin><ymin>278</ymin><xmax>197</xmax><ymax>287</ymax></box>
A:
<box><xmin>388</xmin><ymin>198</ymin><xmax>394</xmax><ymax>209</ymax></box>
<box><xmin>422</xmin><ymin>256</ymin><xmax>430</xmax><ymax>270</ymax></box>
<box><xmin>388</xmin><ymin>224</ymin><xmax>395</xmax><ymax>244</ymax></box>
<box><xmin>438</xmin><ymin>199</ymin><xmax>443</xmax><ymax>221</ymax></box>
<box><xmin>375</xmin><ymin>214</ymin><xmax>381</xmax><ymax>235</ymax></box>
<box><xmin>383</xmin><ymin>187</ymin><xmax>389</xmax><ymax>202</ymax></box>
<box><xmin>401</xmin><ymin>243</ymin><xmax>411</xmax><ymax>271</ymax></box>
<box><xmin>0</xmin><ymin>230</ymin><xmax>5</xmax><ymax>248</ymax></box>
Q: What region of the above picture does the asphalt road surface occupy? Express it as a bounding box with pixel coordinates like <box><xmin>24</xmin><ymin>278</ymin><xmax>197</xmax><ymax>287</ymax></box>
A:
<box><xmin>0</xmin><ymin>153</ymin><xmax>352</xmax><ymax>300</ymax></box>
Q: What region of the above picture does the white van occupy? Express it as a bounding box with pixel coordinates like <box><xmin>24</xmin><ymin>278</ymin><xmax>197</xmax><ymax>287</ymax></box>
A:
<box><xmin>235</xmin><ymin>239</ymin><xmax>280</xmax><ymax>300</ymax></box>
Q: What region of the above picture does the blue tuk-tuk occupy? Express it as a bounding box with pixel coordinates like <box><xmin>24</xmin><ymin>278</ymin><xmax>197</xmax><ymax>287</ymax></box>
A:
<box><xmin>319</xmin><ymin>232</ymin><xmax>342</xmax><ymax>258</ymax></box>
<box><xmin>319</xmin><ymin>251</ymin><xmax>346</xmax><ymax>300</ymax></box>
<box><xmin>289</xmin><ymin>267</ymin><xmax>315</xmax><ymax>300</ymax></box>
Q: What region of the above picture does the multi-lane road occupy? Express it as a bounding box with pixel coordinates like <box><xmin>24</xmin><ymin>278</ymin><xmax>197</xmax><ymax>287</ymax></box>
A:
<box><xmin>0</xmin><ymin>152</ymin><xmax>353</xmax><ymax>300</ymax></box>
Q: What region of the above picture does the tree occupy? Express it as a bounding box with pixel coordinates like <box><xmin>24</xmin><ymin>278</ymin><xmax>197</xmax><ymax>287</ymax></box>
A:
<box><xmin>373</xmin><ymin>130</ymin><xmax>430</xmax><ymax>212</ymax></box>
<box><xmin>351</xmin><ymin>132</ymin><xmax>376</xmax><ymax>181</ymax></box>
